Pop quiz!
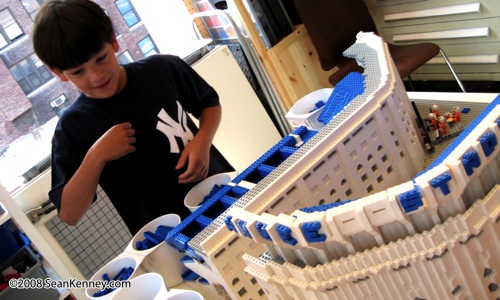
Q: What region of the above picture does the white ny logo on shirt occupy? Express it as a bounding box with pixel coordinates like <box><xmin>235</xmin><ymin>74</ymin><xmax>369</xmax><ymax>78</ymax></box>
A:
<box><xmin>156</xmin><ymin>101</ymin><xmax>194</xmax><ymax>153</ymax></box>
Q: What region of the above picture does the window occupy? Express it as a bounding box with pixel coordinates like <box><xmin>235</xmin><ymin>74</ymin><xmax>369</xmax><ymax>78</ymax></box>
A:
<box><xmin>115</xmin><ymin>0</ymin><xmax>140</xmax><ymax>27</ymax></box>
<box><xmin>10</xmin><ymin>54</ymin><xmax>53</xmax><ymax>95</ymax></box>
<box><xmin>138</xmin><ymin>36</ymin><xmax>158</xmax><ymax>57</ymax></box>
<box><xmin>22</xmin><ymin>0</ymin><xmax>46</xmax><ymax>19</ymax></box>
<box><xmin>0</xmin><ymin>9</ymin><xmax>23</xmax><ymax>49</ymax></box>
<box><xmin>50</xmin><ymin>94</ymin><xmax>67</xmax><ymax>108</ymax></box>
<box><xmin>118</xmin><ymin>51</ymin><xmax>134</xmax><ymax>65</ymax></box>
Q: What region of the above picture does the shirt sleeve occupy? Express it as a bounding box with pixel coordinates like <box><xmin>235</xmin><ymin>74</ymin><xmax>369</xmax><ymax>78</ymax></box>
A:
<box><xmin>48</xmin><ymin>116</ymin><xmax>97</xmax><ymax>211</ymax></box>
<box><xmin>158</xmin><ymin>55</ymin><xmax>220</xmax><ymax>118</ymax></box>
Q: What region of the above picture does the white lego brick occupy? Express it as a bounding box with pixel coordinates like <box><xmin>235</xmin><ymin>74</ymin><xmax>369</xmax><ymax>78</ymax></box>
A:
<box><xmin>463</xmin><ymin>201</ymin><xmax>489</xmax><ymax>235</ymax></box>
<box><xmin>361</xmin><ymin>190</ymin><xmax>406</xmax><ymax>226</ymax></box>
<box><xmin>414</xmin><ymin>164</ymin><xmax>456</xmax><ymax>210</ymax></box>
<box><xmin>482</xmin><ymin>185</ymin><xmax>500</xmax><ymax>220</ymax></box>
<box><xmin>235</xmin><ymin>180</ymin><xmax>256</xmax><ymax>191</ymax></box>
<box><xmin>329</xmin><ymin>202</ymin><xmax>374</xmax><ymax>236</ymax></box>
<box><xmin>284</xmin><ymin>263</ymin><xmax>312</xmax><ymax>284</ymax></box>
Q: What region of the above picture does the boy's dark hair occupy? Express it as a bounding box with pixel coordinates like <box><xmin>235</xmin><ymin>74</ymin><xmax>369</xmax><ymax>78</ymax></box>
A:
<box><xmin>32</xmin><ymin>0</ymin><xmax>115</xmax><ymax>71</ymax></box>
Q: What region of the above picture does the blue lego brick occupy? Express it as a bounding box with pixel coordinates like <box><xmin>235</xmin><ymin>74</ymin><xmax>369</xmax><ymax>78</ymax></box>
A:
<box><xmin>311</xmin><ymin>100</ymin><xmax>325</xmax><ymax>112</ymax></box>
<box><xmin>281</xmin><ymin>134</ymin><xmax>300</xmax><ymax>147</ymax></box>
<box><xmin>461</xmin><ymin>107</ymin><xmax>470</xmax><ymax>113</ymax></box>
<box><xmin>479</xmin><ymin>132</ymin><xmax>497</xmax><ymax>157</ymax></box>
<box><xmin>430</xmin><ymin>172</ymin><xmax>452</xmax><ymax>195</ymax></box>
<box><xmin>237</xmin><ymin>220</ymin><xmax>252</xmax><ymax>238</ymax></box>
<box><xmin>178</xmin><ymin>186</ymin><xmax>232</xmax><ymax>240</ymax></box>
<box><xmin>279</xmin><ymin>146</ymin><xmax>298</xmax><ymax>160</ymax></box>
<box><xmin>292</xmin><ymin>125</ymin><xmax>310</xmax><ymax>137</ymax></box>
<box><xmin>256</xmin><ymin>222</ymin><xmax>272</xmax><ymax>241</ymax></box>
<box><xmin>293</xmin><ymin>126</ymin><xmax>319</xmax><ymax>144</ymax></box>
<box><xmin>398</xmin><ymin>188</ymin><xmax>423</xmax><ymax>213</ymax></box>
<box><xmin>181</xmin><ymin>269</ymin><xmax>200</xmax><ymax>282</ymax></box>
<box><xmin>166</xmin><ymin>232</ymin><xmax>192</xmax><ymax>253</ymax></box>
<box><xmin>220</xmin><ymin>194</ymin><xmax>238</xmax><ymax>209</ymax></box>
<box><xmin>201</xmin><ymin>184</ymin><xmax>225</xmax><ymax>205</ymax></box>
<box><xmin>300</xmin><ymin>130</ymin><xmax>319</xmax><ymax>143</ymax></box>
<box><xmin>230</xmin><ymin>127</ymin><xmax>312</xmax><ymax>185</ymax></box>
<box><xmin>317</xmin><ymin>72</ymin><xmax>365</xmax><ymax>125</ymax></box>
<box><xmin>257</xmin><ymin>164</ymin><xmax>276</xmax><ymax>178</ymax></box>
<box><xmin>196</xmin><ymin>215</ymin><xmax>213</xmax><ymax>229</ymax></box>
<box><xmin>264</xmin><ymin>146</ymin><xmax>300</xmax><ymax>167</ymax></box>
<box><xmin>199</xmin><ymin>184</ymin><xmax>232</xmax><ymax>209</ymax></box>
<box><xmin>136</xmin><ymin>238</ymin><xmax>156</xmax><ymax>250</ymax></box>
<box><xmin>224</xmin><ymin>215</ymin><xmax>237</xmax><ymax>232</ymax></box>
<box><xmin>155</xmin><ymin>225</ymin><xmax>173</xmax><ymax>238</ymax></box>
<box><xmin>203</xmin><ymin>197</ymin><xmax>235</xmax><ymax>220</ymax></box>
<box><xmin>276</xmin><ymin>224</ymin><xmax>298</xmax><ymax>246</ymax></box>
<box><xmin>301</xmin><ymin>221</ymin><xmax>326</xmax><ymax>243</ymax></box>
<box><xmin>233</xmin><ymin>153</ymin><xmax>277</xmax><ymax>185</ymax></box>
<box><xmin>230</xmin><ymin>185</ymin><xmax>249</xmax><ymax>198</ymax></box>
<box><xmin>166</xmin><ymin>184</ymin><xmax>234</xmax><ymax>253</ymax></box>
<box><xmin>144</xmin><ymin>231</ymin><xmax>163</xmax><ymax>245</ymax></box>
<box><xmin>462</xmin><ymin>151</ymin><xmax>481</xmax><ymax>176</ymax></box>
<box><xmin>239</xmin><ymin>165</ymin><xmax>270</xmax><ymax>185</ymax></box>
<box><xmin>135</xmin><ymin>225</ymin><xmax>173</xmax><ymax>250</ymax></box>
<box><xmin>299</xmin><ymin>200</ymin><xmax>352</xmax><ymax>213</ymax></box>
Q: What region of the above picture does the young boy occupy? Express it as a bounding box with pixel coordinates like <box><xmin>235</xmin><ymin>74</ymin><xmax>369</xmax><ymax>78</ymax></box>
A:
<box><xmin>32</xmin><ymin>0</ymin><xmax>233</xmax><ymax>234</ymax></box>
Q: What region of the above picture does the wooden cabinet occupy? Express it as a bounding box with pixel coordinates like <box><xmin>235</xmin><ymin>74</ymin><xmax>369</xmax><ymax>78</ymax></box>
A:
<box><xmin>232</xmin><ymin>0</ymin><xmax>334</xmax><ymax>110</ymax></box>
<box><xmin>365</xmin><ymin>0</ymin><xmax>500</xmax><ymax>81</ymax></box>
<box><xmin>266</xmin><ymin>25</ymin><xmax>336</xmax><ymax>109</ymax></box>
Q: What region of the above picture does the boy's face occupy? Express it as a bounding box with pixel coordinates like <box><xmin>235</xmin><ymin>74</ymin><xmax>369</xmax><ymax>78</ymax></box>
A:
<box><xmin>51</xmin><ymin>38</ymin><xmax>125</xmax><ymax>99</ymax></box>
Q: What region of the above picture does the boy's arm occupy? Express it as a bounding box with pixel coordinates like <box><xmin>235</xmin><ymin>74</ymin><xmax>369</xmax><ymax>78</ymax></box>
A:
<box><xmin>176</xmin><ymin>104</ymin><xmax>221</xmax><ymax>183</ymax></box>
<box><xmin>59</xmin><ymin>122</ymin><xmax>136</xmax><ymax>225</ymax></box>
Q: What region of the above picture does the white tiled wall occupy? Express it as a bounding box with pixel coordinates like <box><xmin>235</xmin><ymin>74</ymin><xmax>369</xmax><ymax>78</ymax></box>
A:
<box><xmin>45</xmin><ymin>187</ymin><xmax>131</xmax><ymax>279</ymax></box>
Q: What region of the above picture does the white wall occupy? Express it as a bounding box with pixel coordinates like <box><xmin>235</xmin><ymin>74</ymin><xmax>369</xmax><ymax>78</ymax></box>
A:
<box><xmin>131</xmin><ymin>0</ymin><xmax>211</xmax><ymax>58</ymax></box>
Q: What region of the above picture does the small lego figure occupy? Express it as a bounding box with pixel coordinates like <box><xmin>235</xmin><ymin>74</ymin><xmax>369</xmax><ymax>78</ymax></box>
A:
<box><xmin>421</xmin><ymin>130</ymin><xmax>434</xmax><ymax>152</ymax></box>
<box><xmin>430</xmin><ymin>104</ymin><xmax>440</xmax><ymax>118</ymax></box>
<box><xmin>428</xmin><ymin>113</ymin><xmax>439</xmax><ymax>138</ymax></box>
<box><xmin>438</xmin><ymin>116</ymin><xmax>448</xmax><ymax>136</ymax></box>
<box><xmin>445</xmin><ymin>106</ymin><xmax>461</xmax><ymax>127</ymax></box>
<box><xmin>452</xmin><ymin>106</ymin><xmax>461</xmax><ymax>123</ymax></box>
<box><xmin>444</xmin><ymin>111</ymin><xmax>452</xmax><ymax>120</ymax></box>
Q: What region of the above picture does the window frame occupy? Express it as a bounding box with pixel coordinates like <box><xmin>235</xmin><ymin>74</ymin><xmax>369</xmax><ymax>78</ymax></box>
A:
<box><xmin>10</xmin><ymin>54</ymin><xmax>53</xmax><ymax>95</ymax></box>
<box><xmin>21</xmin><ymin>0</ymin><xmax>47</xmax><ymax>19</ymax></box>
<box><xmin>137</xmin><ymin>35</ymin><xmax>159</xmax><ymax>57</ymax></box>
<box><xmin>114</xmin><ymin>0</ymin><xmax>141</xmax><ymax>27</ymax></box>
<box><xmin>0</xmin><ymin>8</ymin><xmax>24</xmax><ymax>50</ymax></box>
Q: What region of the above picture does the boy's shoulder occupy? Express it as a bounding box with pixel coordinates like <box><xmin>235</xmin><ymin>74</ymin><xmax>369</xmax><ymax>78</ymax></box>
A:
<box><xmin>127</xmin><ymin>54</ymin><xmax>188</xmax><ymax>77</ymax></box>
<box><xmin>139</xmin><ymin>54</ymin><xmax>184</xmax><ymax>68</ymax></box>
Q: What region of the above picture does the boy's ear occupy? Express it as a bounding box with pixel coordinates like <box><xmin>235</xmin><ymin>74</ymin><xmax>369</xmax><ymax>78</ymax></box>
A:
<box><xmin>112</xmin><ymin>35</ymin><xmax>120</xmax><ymax>52</ymax></box>
<box><xmin>49</xmin><ymin>67</ymin><xmax>70</xmax><ymax>82</ymax></box>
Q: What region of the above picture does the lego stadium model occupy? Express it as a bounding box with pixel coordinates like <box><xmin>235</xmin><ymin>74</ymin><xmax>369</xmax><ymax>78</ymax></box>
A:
<box><xmin>165</xmin><ymin>32</ymin><xmax>500</xmax><ymax>299</ymax></box>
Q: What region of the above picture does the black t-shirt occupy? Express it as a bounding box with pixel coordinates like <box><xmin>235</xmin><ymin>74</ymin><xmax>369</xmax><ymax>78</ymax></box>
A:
<box><xmin>49</xmin><ymin>54</ymin><xmax>233</xmax><ymax>234</ymax></box>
